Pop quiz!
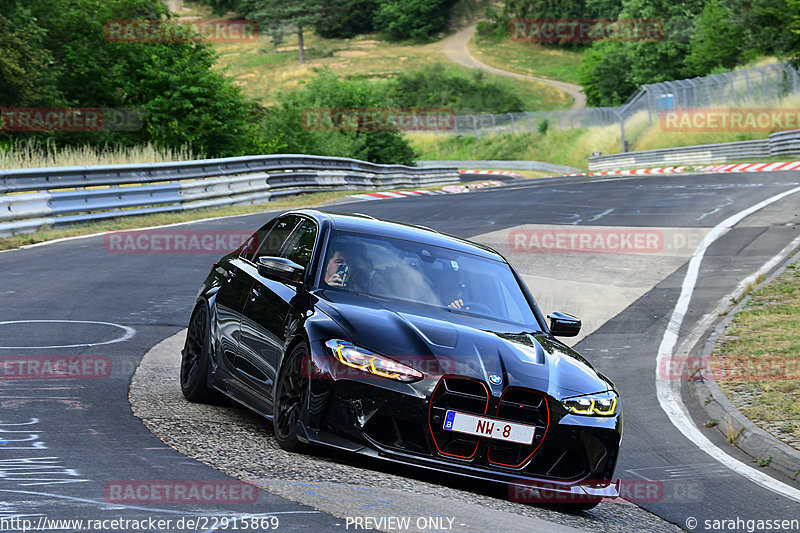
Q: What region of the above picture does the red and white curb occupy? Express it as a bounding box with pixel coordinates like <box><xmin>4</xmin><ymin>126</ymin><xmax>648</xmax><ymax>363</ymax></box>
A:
<box><xmin>698</xmin><ymin>161</ymin><xmax>800</xmax><ymax>173</ymax></box>
<box><xmin>458</xmin><ymin>169</ymin><xmax>525</xmax><ymax>179</ymax></box>
<box><xmin>572</xmin><ymin>161</ymin><xmax>800</xmax><ymax>177</ymax></box>
<box><xmin>349</xmin><ymin>180</ymin><xmax>504</xmax><ymax>201</ymax></box>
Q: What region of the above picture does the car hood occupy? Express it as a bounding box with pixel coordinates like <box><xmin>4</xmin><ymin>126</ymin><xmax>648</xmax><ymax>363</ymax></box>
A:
<box><xmin>315</xmin><ymin>291</ymin><xmax>610</xmax><ymax>398</ymax></box>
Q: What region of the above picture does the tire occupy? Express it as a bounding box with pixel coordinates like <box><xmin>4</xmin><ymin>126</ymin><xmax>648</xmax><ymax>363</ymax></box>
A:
<box><xmin>180</xmin><ymin>302</ymin><xmax>224</xmax><ymax>404</ymax></box>
<box><xmin>273</xmin><ymin>343</ymin><xmax>311</xmax><ymax>452</ymax></box>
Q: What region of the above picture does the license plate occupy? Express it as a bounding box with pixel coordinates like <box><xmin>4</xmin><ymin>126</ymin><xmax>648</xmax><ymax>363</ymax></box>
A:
<box><xmin>443</xmin><ymin>410</ymin><xmax>535</xmax><ymax>445</ymax></box>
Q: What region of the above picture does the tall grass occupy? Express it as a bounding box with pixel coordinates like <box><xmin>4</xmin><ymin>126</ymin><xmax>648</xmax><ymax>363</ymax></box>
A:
<box><xmin>410</xmin><ymin>92</ymin><xmax>800</xmax><ymax>168</ymax></box>
<box><xmin>0</xmin><ymin>139</ymin><xmax>203</xmax><ymax>169</ymax></box>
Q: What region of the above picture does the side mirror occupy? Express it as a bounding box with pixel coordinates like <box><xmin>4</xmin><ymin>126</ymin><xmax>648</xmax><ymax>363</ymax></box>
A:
<box><xmin>547</xmin><ymin>312</ymin><xmax>581</xmax><ymax>337</ymax></box>
<box><xmin>257</xmin><ymin>256</ymin><xmax>305</xmax><ymax>286</ymax></box>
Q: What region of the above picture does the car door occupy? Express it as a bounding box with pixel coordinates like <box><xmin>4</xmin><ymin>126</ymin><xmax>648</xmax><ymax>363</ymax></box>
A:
<box><xmin>211</xmin><ymin>220</ymin><xmax>279</xmax><ymax>371</ymax></box>
<box><xmin>224</xmin><ymin>215</ymin><xmax>301</xmax><ymax>383</ymax></box>
<box><xmin>236</xmin><ymin>217</ymin><xmax>318</xmax><ymax>400</ymax></box>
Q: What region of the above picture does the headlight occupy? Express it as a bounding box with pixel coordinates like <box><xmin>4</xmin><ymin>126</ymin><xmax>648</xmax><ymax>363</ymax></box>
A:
<box><xmin>324</xmin><ymin>339</ymin><xmax>423</xmax><ymax>383</ymax></box>
<box><xmin>561</xmin><ymin>391</ymin><xmax>618</xmax><ymax>416</ymax></box>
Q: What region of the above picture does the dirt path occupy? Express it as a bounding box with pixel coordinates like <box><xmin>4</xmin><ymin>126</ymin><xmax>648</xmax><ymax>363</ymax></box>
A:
<box><xmin>439</xmin><ymin>25</ymin><xmax>586</xmax><ymax>110</ymax></box>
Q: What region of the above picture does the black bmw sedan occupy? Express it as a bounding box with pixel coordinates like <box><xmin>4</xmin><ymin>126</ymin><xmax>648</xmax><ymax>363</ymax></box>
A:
<box><xmin>180</xmin><ymin>209</ymin><xmax>622</xmax><ymax>508</ymax></box>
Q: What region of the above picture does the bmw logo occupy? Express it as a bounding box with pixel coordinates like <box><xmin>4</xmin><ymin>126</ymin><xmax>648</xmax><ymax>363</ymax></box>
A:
<box><xmin>488</xmin><ymin>374</ymin><xmax>502</xmax><ymax>385</ymax></box>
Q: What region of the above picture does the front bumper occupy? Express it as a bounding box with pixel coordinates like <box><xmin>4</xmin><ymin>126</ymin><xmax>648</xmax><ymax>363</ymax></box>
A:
<box><xmin>301</xmin><ymin>341</ymin><xmax>622</xmax><ymax>499</ymax></box>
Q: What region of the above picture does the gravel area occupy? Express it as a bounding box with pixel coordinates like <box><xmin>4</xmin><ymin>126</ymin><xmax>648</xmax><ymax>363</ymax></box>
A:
<box><xmin>130</xmin><ymin>331</ymin><xmax>682</xmax><ymax>533</ymax></box>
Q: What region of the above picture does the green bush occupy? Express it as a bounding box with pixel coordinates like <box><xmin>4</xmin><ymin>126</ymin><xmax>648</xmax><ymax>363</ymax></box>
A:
<box><xmin>388</xmin><ymin>64</ymin><xmax>525</xmax><ymax>113</ymax></box>
<box><xmin>537</xmin><ymin>119</ymin><xmax>549</xmax><ymax>135</ymax></box>
<box><xmin>261</xmin><ymin>71</ymin><xmax>418</xmax><ymax>165</ymax></box>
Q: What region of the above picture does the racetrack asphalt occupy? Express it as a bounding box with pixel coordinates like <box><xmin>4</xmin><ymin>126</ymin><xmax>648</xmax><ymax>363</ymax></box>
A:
<box><xmin>1</xmin><ymin>171</ymin><xmax>799</xmax><ymax>532</ymax></box>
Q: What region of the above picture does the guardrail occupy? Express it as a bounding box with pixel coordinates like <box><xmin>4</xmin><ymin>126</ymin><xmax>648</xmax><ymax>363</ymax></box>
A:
<box><xmin>418</xmin><ymin>160</ymin><xmax>580</xmax><ymax>174</ymax></box>
<box><xmin>588</xmin><ymin>129</ymin><xmax>800</xmax><ymax>171</ymax></box>
<box><xmin>0</xmin><ymin>155</ymin><xmax>460</xmax><ymax>237</ymax></box>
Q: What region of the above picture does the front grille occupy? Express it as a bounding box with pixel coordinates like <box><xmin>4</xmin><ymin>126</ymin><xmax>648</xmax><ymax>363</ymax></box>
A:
<box><xmin>428</xmin><ymin>378</ymin><xmax>550</xmax><ymax>468</ymax></box>
<box><xmin>428</xmin><ymin>377</ymin><xmax>489</xmax><ymax>459</ymax></box>
<box><xmin>487</xmin><ymin>388</ymin><xmax>549</xmax><ymax>468</ymax></box>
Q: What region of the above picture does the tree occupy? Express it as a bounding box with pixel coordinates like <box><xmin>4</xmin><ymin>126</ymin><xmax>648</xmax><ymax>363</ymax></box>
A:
<box><xmin>579</xmin><ymin>42</ymin><xmax>637</xmax><ymax>106</ymax></box>
<box><xmin>503</xmin><ymin>0</ymin><xmax>591</xmax><ymax>19</ymax></box>
<box><xmin>190</xmin><ymin>0</ymin><xmax>242</xmax><ymax>15</ymax></box>
<box><xmin>686</xmin><ymin>0</ymin><xmax>744</xmax><ymax>75</ymax></box>
<box><xmin>0</xmin><ymin>4</ymin><xmax>62</xmax><ymax>108</ymax></box>
<box><xmin>315</xmin><ymin>0</ymin><xmax>378</xmax><ymax>38</ymax></box>
<box><xmin>238</xmin><ymin>0</ymin><xmax>328</xmax><ymax>63</ymax></box>
<box><xmin>9</xmin><ymin>0</ymin><xmax>263</xmax><ymax>156</ymax></box>
<box><xmin>724</xmin><ymin>0</ymin><xmax>800</xmax><ymax>58</ymax></box>
<box><xmin>578</xmin><ymin>0</ymin><xmax>706</xmax><ymax>105</ymax></box>
<box><xmin>373</xmin><ymin>0</ymin><xmax>458</xmax><ymax>41</ymax></box>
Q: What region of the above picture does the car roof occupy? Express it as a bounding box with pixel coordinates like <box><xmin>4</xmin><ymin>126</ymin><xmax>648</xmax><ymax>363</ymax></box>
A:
<box><xmin>294</xmin><ymin>209</ymin><xmax>504</xmax><ymax>262</ymax></box>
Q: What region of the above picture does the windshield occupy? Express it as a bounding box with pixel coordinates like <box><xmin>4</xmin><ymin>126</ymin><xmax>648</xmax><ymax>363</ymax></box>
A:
<box><xmin>319</xmin><ymin>230</ymin><xmax>538</xmax><ymax>327</ymax></box>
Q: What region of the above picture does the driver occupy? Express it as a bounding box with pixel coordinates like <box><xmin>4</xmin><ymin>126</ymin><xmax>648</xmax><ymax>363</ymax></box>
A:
<box><xmin>323</xmin><ymin>239</ymin><xmax>371</xmax><ymax>290</ymax></box>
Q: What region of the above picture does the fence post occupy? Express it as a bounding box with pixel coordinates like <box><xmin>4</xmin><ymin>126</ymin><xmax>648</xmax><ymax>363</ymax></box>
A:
<box><xmin>728</xmin><ymin>72</ymin><xmax>735</xmax><ymax>103</ymax></box>
<box><xmin>745</xmin><ymin>69</ymin><xmax>751</xmax><ymax>102</ymax></box>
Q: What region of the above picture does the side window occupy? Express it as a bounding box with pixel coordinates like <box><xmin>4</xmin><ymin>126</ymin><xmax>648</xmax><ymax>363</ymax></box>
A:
<box><xmin>252</xmin><ymin>215</ymin><xmax>301</xmax><ymax>262</ymax></box>
<box><xmin>281</xmin><ymin>220</ymin><xmax>317</xmax><ymax>267</ymax></box>
<box><xmin>240</xmin><ymin>220</ymin><xmax>276</xmax><ymax>262</ymax></box>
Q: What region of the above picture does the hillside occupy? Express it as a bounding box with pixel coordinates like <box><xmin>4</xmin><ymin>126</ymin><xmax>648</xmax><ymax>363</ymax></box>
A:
<box><xmin>172</xmin><ymin>0</ymin><xmax>576</xmax><ymax>111</ymax></box>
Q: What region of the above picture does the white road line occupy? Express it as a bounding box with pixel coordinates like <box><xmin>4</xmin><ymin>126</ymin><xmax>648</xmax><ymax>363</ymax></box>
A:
<box><xmin>0</xmin><ymin>320</ymin><xmax>135</xmax><ymax>349</ymax></box>
<box><xmin>656</xmin><ymin>184</ymin><xmax>800</xmax><ymax>503</ymax></box>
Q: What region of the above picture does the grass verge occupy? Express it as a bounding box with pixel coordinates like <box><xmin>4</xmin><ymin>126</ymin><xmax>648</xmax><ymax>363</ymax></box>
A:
<box><xmin>712</xmin><ymin>261</ymin><xmax>800</xmax><ymax>450</ymax></box>
<box><xmin>470</xmin><ymin>36</ymin><xmax>584</xmax><ymax>85</ymax></box>
<box><xmin>408</xmin><ymin>125</ymin><xmax>622</xmax><ymax>169</ymax></box>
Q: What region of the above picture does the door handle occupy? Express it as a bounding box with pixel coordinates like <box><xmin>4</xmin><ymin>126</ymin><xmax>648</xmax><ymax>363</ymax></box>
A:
<box><xmin>250</xmin><ymin>286</ymin><xmax>261</xmax><ymax>301</ymax></box>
